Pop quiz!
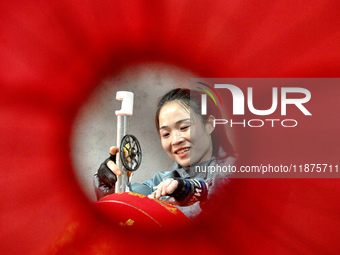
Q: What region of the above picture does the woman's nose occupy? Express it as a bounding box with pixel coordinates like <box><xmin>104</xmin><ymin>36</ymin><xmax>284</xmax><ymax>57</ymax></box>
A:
<box><xmin>171</xmin><ymin>130</ymin><xmax>184</xmax><ymax>145</ymax></box>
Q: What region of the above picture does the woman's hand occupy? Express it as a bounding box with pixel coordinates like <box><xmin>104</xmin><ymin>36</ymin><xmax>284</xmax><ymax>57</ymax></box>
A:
<box><xmin>103</xmin><ymin>146</ymin><xmax>133</xmax><ymax>179</ymax></box>
<box><xmin>106</xmin><ymin>146</ymin><xmax>122</xmax><ymax>176</ymax></box>
<box><xmin>148</xmin><ymin>178</ymin><xmax>179</xmax><ymax>199</ymax></box>
<box><xmin>96</xmin><ymin>147</ymin><xmax>121</xmax><ymax>188</ymax></box>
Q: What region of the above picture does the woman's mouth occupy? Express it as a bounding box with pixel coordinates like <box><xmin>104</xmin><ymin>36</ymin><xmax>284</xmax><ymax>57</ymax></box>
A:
<box><xmin>174</xmin><ymin>147</ymin><xmax>190</xmax><ymax>157</ymax></box>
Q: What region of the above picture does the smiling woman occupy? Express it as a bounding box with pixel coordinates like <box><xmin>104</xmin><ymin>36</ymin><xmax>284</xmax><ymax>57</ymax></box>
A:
<box><xmin>157</xmin><ymin>91</ymin><xmax>214</xmax><ymax>167</ymax></box>
<box><xmin>94</xmin><ymin>87</ymin><xmax>237</xmax><ymax>218</ymax></box>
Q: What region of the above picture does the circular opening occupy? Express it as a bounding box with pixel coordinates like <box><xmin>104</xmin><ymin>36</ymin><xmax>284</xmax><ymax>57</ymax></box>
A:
<box><xmin>70</xmin><ymin>62</ymin><xmax>237</xmax><ymax>232</ymax></box>
<box><xmin>71</xmin><ymin>62</ymin><xmax>194</xmax><ymax>200</ymax></box>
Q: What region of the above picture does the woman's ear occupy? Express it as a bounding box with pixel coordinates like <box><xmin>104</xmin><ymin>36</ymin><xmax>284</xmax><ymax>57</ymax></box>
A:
<box><xmin>205</xmin><ymin>115</ymin><xmax>216</xmax><ymax>134</ymax></box>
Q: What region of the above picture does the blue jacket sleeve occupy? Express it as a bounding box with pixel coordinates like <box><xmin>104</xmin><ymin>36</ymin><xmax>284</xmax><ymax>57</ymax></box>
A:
<box><xmin>130</xmin><ymin>171</ymin><xmax>176</xmax><ymax>196</ymax></box>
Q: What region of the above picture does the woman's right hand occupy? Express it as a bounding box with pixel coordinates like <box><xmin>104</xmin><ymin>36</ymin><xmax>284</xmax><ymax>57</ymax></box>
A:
<box><xmin>107</xmin><ymin>146</ymin><xmax>133</xmax><ymax>177</ymax></box>
<box><xmin>94</xmin><ymin>147</ymin><xmax>123</xmax><ymax>200</ymax></box>
<box><xmin>106</xmin><ymin>147</ymin><xmax>122</xmax><ymax>177</ymax></box>
<box><xmin>96</xmin><ymin>146</ymin><xmax>122</xmax><ymax>188</ymax></box>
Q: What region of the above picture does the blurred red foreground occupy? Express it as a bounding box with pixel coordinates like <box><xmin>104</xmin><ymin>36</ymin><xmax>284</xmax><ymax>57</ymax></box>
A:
<box><xmin>1</xmin><ymin>1</ymin><xmax>340</xmax><ymax>254</ymax></box>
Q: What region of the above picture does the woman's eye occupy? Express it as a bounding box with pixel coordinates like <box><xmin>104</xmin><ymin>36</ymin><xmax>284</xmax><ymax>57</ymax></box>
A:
<box><xmin>180</xmin><ymin>125</ymin><xmax>190</xmax><ymax>131</ymax></box>
<box><xmin>162</xmin><ymin>132</ymin><xmax>170</xmax><ymax>138</ymax></box>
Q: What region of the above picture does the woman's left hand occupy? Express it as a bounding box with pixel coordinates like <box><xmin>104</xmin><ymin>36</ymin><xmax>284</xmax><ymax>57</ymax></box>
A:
<box><xmin>148</xmin><ymin>178</ymin><xmax>179</xmax><ymax>199</ymax></box>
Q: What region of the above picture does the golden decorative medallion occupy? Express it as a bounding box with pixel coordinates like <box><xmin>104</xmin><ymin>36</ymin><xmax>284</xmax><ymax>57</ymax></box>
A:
<box><xmin>119</xmin><ymin>219</ymin><xmax>134</xmax><ymax>227</ymax></box>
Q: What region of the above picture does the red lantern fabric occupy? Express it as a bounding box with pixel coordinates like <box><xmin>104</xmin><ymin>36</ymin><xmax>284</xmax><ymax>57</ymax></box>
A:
<box><xmin>94</xmin><ymin>192</ymin><xmax>190</xmax><ymax>229</ymax></box>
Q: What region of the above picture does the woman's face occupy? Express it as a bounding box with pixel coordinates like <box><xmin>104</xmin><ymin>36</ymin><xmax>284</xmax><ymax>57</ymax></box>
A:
<box><xmin>158</xmin><ymin>101</ymin><xmax>214</xmax><ymax>167</ymax></box>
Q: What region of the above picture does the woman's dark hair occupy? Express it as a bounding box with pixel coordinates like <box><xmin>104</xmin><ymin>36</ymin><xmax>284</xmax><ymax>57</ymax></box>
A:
<box><xmin>155</xmin><ymin>88</ymin><xmax>234</xmax><ymax>158</ymax></box>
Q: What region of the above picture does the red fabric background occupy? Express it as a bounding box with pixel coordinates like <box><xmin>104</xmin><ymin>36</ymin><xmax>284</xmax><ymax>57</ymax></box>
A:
<box><xmin>1</xmin><ymin>1</ymin><xmax>339</xmax><ymax>254</ymax></box>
